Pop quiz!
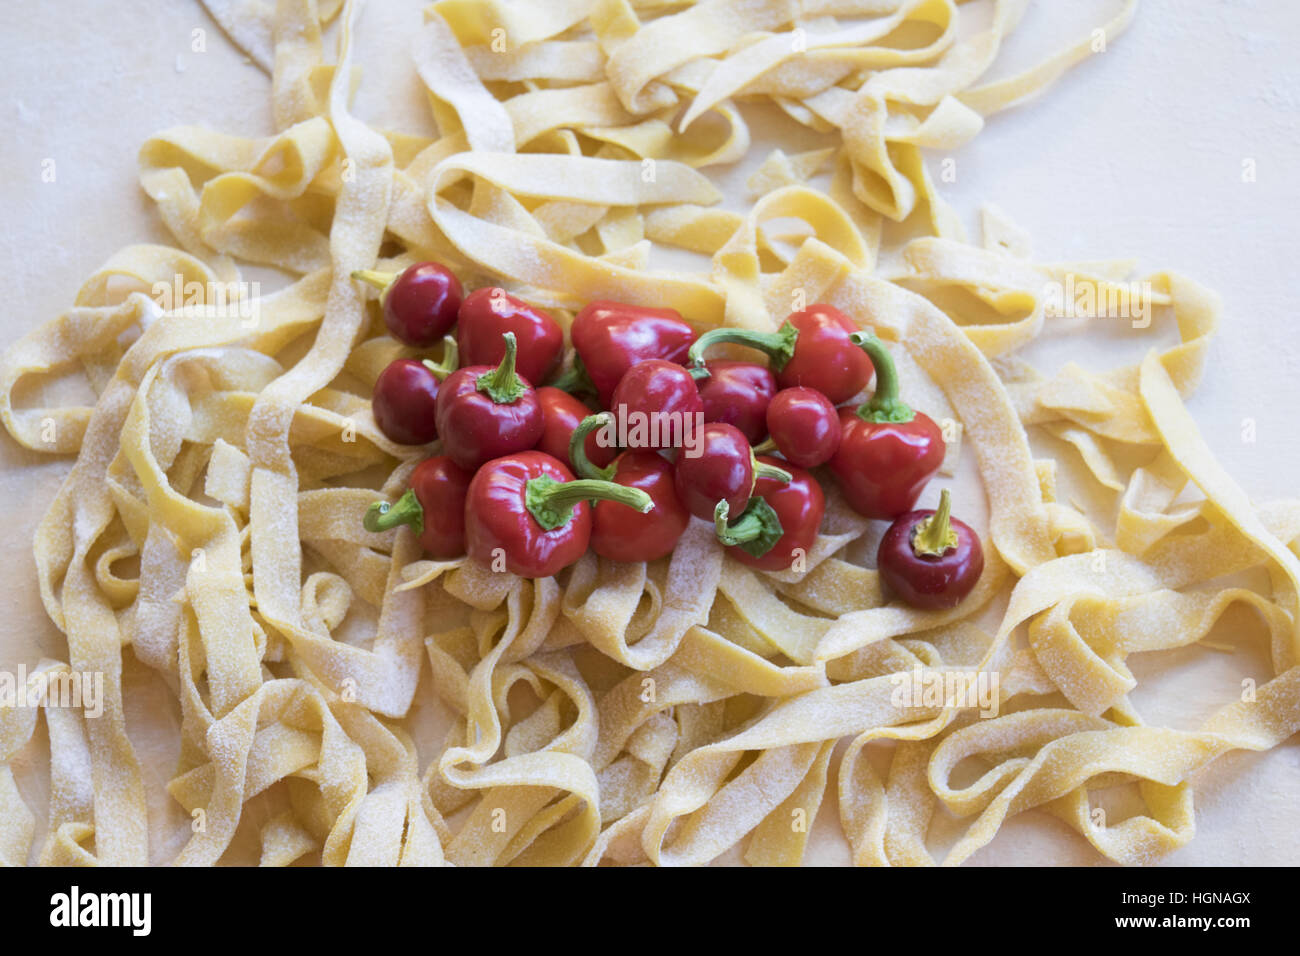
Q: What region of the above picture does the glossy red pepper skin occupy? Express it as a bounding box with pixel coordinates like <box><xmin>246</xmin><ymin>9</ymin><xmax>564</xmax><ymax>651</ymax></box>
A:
<box><xmin>591</xmin><ymin>451</ymin><xmax>688</xmax><ymax>563</ymax></box>
<box><xmin>408</xmin><ymin>456</ymin><xmax>473</xmax><ymax>558</ymax></box>
<box><xmin>766</xmin><ymin>387</ymin><xmax>840</xmax><ymax>468</ymax></box>
<box><xmin>571</xmin><ymin>301</ymin><xmax>697</xmax><ymax>406</ymax></box>
<box><xmin>372</xmin><ymin>359</ymin><xmax>441</xmax><ymax>445</ymax></box>
<box><xmin>673</xmin><ymin>422</ymin><xmax>754</xmax><ymax>521</ymax></box>
<box><xmin>727</xmin><ymin>457</ymin><xmax>825</xmax><ymax>572</ymax></box>
<box><xmin>690</xmin><ymin>304</ymin><xmax>873</xmax><ymax>406</ymax></box>
<box><xmin>377</xmin><ymin>262</ymin><xmax>463</xmax><ymax>347</ymax></box>
<box><xmin>877</xmin><ymin>505</ymin><xmax>983</xmax><ymax>610</ymax></box>
<box><xmin>609</xmin><ymin>360</ymin><xmax>704</xmax><ymax>450</ymax></box>
<box><xmin>829</xmin><ymin>408</ymin><xmax>944</xmax><ymax>520</ymax></box>
<box><xmin>457</xmin><ymin>287</ymin><xmax>563</xmax><ymax>387</ymax></box>
<box><xmin>697</xmin><ymin>360</ymin><xmax>776</xmax><ymax>444</ymax></box>
<box><xmin>536</xmin><ymin>387</ymin><xmax>616</xmax><ymax>471</ymax></box>
<box><xmin>363</xmin><ymin>455</ymin><xmax>473</xmax><ymax>558</ymax></box>
<box><xmin>464</xmin><ymin>451</ymin><xmax>590</xmax><ymax>578</ymax></box>
<box><xmin>435</xmin><ymin>363</ymin><xmax>543</xmax><ymax>471</ymax></box>
<box><xmin>777</xmin><ymin>305</ymin><xmax>873</xmax><ymax>404</ymax></box>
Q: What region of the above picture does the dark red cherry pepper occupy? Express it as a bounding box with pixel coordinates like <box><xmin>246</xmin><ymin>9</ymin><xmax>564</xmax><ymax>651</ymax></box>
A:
<box><xmin>673</xmin><ymin>422</ymin><xmax>790</xmax><ymax>521</ymax></box>
<box><xmin>567</xmin><ymin>301</ymin><xmax>697</xmax><ymax>405</ymax></box>
<box><xmin>435</xmin><ymin>332</ymin><xmax>544</xmax><ymax>470</ymax></box>
<box><xmin>877</xmin><ymin>489</ymin><xmax>983</xmax><ymax>610</ymax></box>
<box><xmin>570</xmin><ymin>413</ymin><xmax>689</xmax><ymax>563</ymax></box>
<box><xmin>762</xmin><ymin>386</ymin><xmax>841</xmax><ymax>468</ymax></box>
<box><xmin>609</xmin><ymin>360</ymin><xmax>704</xmax><ymax>451</ymax></box>
<box><xmin>371</xmin><ymin>337</ymin><xmax>458</xmax><ymax>446</ymax></box>
<box><xmin>695</xmin><ymin>360</ymin><xmax>776</xmax><ymax>444</ymax></box>
<box><xmin>464</xmin><ymin>450</ymin><xmax>652</xmax><ymax>578</ymax></box>
<box><xmin>829</xmin><ymin>332</ymin><xmax>944</xmax><ymax>520</ymax></box>
<box><xmin>362</xmin><ymin>455</ymin><xmax>473</xmax><ymax>558</ymax></box>
<box><xmin>353</xmin><ymin>261</ymin><xmax>463</xmax><ymax>347</ymax></box>
<box><xmin>689</xmin><ymin>304</ymin><xmax>873</xmax><ymax>406</ymax></box>
<box><xmin>457</xmin><ymin>287</ymin><xmax>564</xmax><ymax>388</ymax></box>
<box><xmin>717</xmin><ymin>456</ymin><xmax>825</xmax><ymax>572</ymax></box>
<box><xmin>536</xmin><ymin>386</ymin><xmax>617</xmax><ymax>471</ymax></box>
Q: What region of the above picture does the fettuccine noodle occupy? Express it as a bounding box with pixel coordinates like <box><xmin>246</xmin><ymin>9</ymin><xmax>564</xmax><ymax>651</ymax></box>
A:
<box><xmin>3</xmin><ymin>0</ymin><xmax>1297</xmax><ymax>867</ymax></box>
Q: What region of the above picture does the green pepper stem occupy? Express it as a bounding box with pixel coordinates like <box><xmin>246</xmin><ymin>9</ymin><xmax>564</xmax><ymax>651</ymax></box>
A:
<box><xmin>753</xmin><ymin>459</ymin><xmax>792</xmax><ymax>484</ymax></box>
<box><xmin>422</xmin><ymin>335</ymin><xmax>459</xmax><ymax>382</ymax></box>
<box><xmin>848</xmin><ymin>330</ymin><xmax>914</xmax><ymax>424</ymax></box>
<box><xmin>352</xmin><ymin>269</ymin><xmax>395</xmax><ymax>293</ymax></box>
<box><xmin>911</xmin><ymin>488</ymin><xmax>958</xmax><ymax>557</ymax></box>
<box><xmin>713</xmin><ymin>497</ymin><xmax>784</xmax><ymax>557</ymax></box>
<box><xmin>363</xmin><ymin>488</ymin><xmax>424</xmax><ymax>536</ymax></box>
<box><xmin>713</xmin><ymin>499</ymin><xmax>745</xmax><ymax>544</ymax></box>
<box><xmin>547</xmin><ymin>353</ymin><xmax>595</xmax><ymax>395</ymax></box>
<box><xmin>476</xmin><ymin>331</ymin><xmax>527</xmax><ymax>404</ymax></box>
<box><xmin>752</xmin><ymin>437</ymin><xmax>777</xmax><ymax>456</ymax></box>
<box><xmin>569</xmin><ymin>413</ymin><xmax>617</xmax><ymax>481</ymax></box>
<box><xmin>688</xmin><ymin>321</ymin><xmax>799</xmax><ymax>373</ymax></box>
<box><xmin>525</xmin><ymin>474</ymin><xmax>652</xmax><ymax>531</ymax></box>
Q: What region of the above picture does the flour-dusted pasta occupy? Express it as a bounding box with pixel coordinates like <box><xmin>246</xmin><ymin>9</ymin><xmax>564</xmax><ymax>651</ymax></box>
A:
<box><xmin>2</xmin><ymin>0</ymin><xmax>1297</xmax><ymax>868</ymax></box>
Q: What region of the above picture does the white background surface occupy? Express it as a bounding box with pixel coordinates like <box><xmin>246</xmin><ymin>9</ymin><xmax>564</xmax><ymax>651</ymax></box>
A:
<box><xmin>1</xmin><ymin>0</ymin><xmax>1297</xmax><ymax>865</ymax></box>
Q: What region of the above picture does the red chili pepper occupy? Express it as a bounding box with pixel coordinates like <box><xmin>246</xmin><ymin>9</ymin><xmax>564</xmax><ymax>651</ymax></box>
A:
<box><xmin>695</xmin><ymin>360</ymin><xmax>776</xmax><ymax>444</ymax></box>
<box><xmin>362</xmin><ymin>455</ymin><xmax>473</xmax><ymax>558</ymax></box>
<box><xmin>829</xmin><ymin>332</ymin><xmax>944</xmax><ymax>520</ymax></box>
<box><xmin>353</xmin><ymin>261</ymin><xmax>463</xmax><ymax>347</ymax></box>
<box><xmin>762</xmin><ymin>386</ymin><xmax>841</xmax><ymax>468</ymax></box>
<box><xmin>877</xmin><ymin>489</ymin><xmax>983</xmax><ymax>609</ymax></box>
<box><xmin>716</xmin><ymin>456</ymin><xmax>825</xmax><ymax>572</ymax></box>
<box><xmin>673</xmin><ymin>422</ymin><xmax>790</xmax><ymax>521</ymax></box>
<box><xmin>464</xmin><ymin>450</ymin><xmax>653</xmax><ymax>578</ymax></box>
<box><xmin>435</xmin><ymin>332</ymin><xmax>544</xmax><ymax>470</ymax></box>
<box><xmin>371</xmin><ymin>337</ymin><xmax>458</xmax><ymax>446</ymax></box>
<box><xmin>569</xmin><ymin>413</ymin><xmax>689</xmax><ymax>563</ymax></box>
<box><xmin>535</xmin><ymin>386</ymin><xmax>617</xmax><ymax>471</ymax></box>
<box><xmin>688</xmin><ymin>304</ymin><xmax>873</xmax><ymax>405</ymax></box>
<box><xmin>567</xmin><ymin>301</ymin><xmax>698</xmax><ymax>406</ymax></box>
<box><xmin>609</xmin><ymin>359</ymin><xmax>704</xmax><ymax>451</ymax></box>
<box><xmin>457</xmin><ymin>287</ymin><xmax>563</xmax><ymax>388</ymax></box>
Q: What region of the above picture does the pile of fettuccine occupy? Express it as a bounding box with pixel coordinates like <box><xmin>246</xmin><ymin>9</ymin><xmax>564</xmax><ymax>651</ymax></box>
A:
<box><xmin>2</xmin><ymin>0</ymin><xmax>1297</xmax><ymax>867</ymax></box>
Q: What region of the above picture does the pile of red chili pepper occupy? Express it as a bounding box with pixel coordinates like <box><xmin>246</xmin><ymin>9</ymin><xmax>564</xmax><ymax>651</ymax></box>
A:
<box><xmin>359</xmin><ymin>261</ymin><xmax>984</xmax><ymax>610</ymax></box>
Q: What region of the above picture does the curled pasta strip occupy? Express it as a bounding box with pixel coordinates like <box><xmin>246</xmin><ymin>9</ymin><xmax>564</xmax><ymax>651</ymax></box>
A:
<box><xmin>561</xmin><ymin>520</ymin><xmax>722</xmax><ymax>670</ymax></box>
<box><xmin>928</xmin><ymin>670</ymin><xmax>1300</xmax><ymax>866</ymax></box>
